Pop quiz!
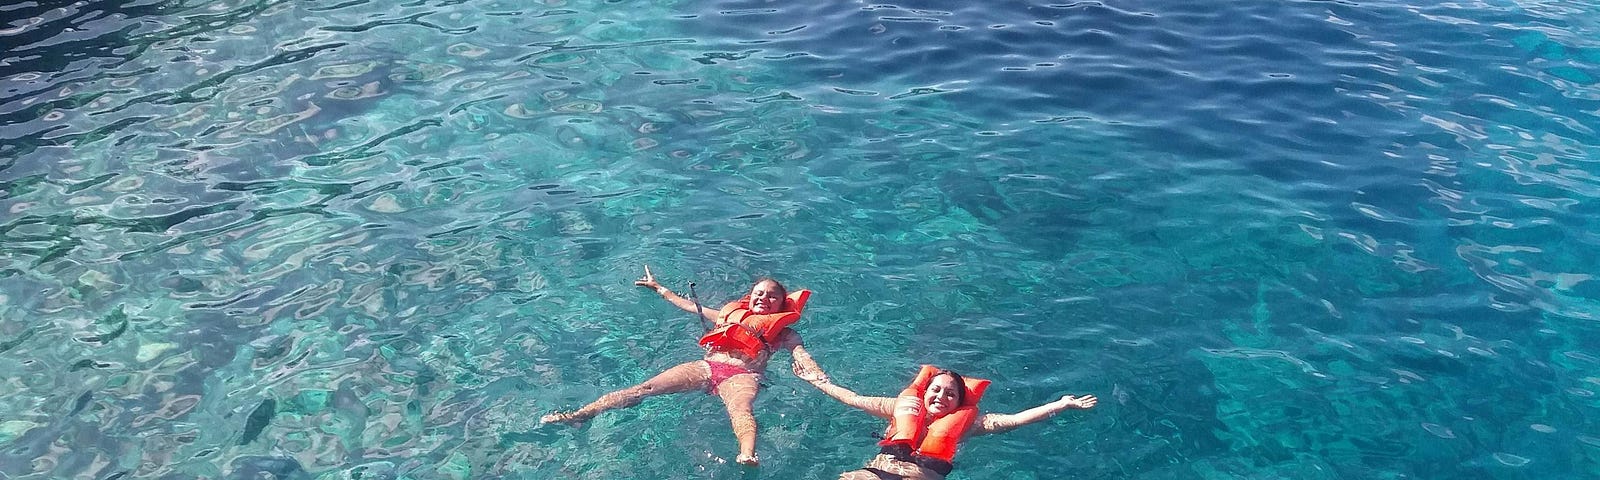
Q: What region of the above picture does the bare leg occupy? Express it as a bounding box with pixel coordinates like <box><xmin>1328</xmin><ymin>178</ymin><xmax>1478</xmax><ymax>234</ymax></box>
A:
<box><xmin>542</xmin><ymin>360</ymin><xmax>711</xmax><ymax>425</ymax></box>
<box><xmin>715</xmin><ymin>372</ymin><xmax>763</xmax><ymax>465</ymax></box>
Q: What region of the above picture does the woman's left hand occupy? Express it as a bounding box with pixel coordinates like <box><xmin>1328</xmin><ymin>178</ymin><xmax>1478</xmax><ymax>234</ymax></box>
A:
<box><xmin>793</xmin><ymin>362</ymin><xmax>829</xmax><ymax>384</ymax></box>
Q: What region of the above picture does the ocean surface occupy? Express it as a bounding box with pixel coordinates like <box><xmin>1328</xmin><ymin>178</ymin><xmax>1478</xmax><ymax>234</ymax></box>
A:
<box><xmin>2</xmin><ymin>0</ymin><xmax>1598</xmax><ymax>478</ymax></box>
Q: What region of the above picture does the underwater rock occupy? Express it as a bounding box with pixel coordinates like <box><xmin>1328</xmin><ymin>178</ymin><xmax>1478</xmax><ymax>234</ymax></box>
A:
<box><xmin>936</xmin><ymin>169</ymin><xmax>1089</xmax><ymax>258</ymax></box>
<box><xmin>311</xmin><ymin>61</ymin><xmax>382</xmax><ymax>80</ymax></box>
<box><xmin>238</xmin><ymin>398</ymin><xmax>276</xmax><ymax>445</ymax></box>
<box><xmin>227</xmin><ymin>455</ymin><xmax>309</xmax><ymax>480</ymax></box>
<box><xmin>136</xmin><ymin>342</ymin><xmax>175</xmax><ymax>362</ymax></box>
<box><xmin>446</xmin><ymin>43</ymin><xmax>489</xmax><ymax>58</ymax></box>
<box><xmin>389</xmin><ymin>63</ymin><xmax>464</xmax><ymax>83</ymax></box>
<box><xmin>367</xmin><ymin>194</ymin><xmax>406</xmax><ymax>213</ymax></box>
<box><xmin>314</xmin><ymin>461</ymin><xmax>396</xmax><ymax>480</ymax></box>
<box><xmin>0</xmin><ymin>420</ymin><xmax>39</xmax><ymax>444</ymax></box>
<box><xmin>326</xmin><ymin>81</ymin><xmax>386</xmax><ymax>101</ymax></box>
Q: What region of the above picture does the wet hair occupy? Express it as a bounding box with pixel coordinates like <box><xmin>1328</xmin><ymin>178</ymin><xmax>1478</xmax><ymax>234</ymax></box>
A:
<box><xmin>753</xmin><ymin>277</ymin><xmax>789</xmax><ymax>309</ymax></box>
<box><xmin>933</xmin><ymin>370</ymin><xmax>967</xmax><ymax>406</ymax></box>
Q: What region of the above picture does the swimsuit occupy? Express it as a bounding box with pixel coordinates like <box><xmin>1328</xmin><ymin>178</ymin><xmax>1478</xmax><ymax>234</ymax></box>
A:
<box><xmin>706</xmin><ymin>360</ymin><xmax>758</xmax><ymax>395</ymax></box>
<box><xmin>838</xmin><ymin>453</ymin><xmax>944</xmax><ymax>480</ymax></box>
<box><xmin>851</xmin><ymin>467</ymin><xmax>906</xmax><ymax>480</ymax></box>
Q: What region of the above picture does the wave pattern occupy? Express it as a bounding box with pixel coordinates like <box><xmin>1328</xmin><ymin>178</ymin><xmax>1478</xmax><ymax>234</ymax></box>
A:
<box><xmin>1</xmin><ymin>0</ymin><xmax>1597</xmax><ymax>478</ymax></box>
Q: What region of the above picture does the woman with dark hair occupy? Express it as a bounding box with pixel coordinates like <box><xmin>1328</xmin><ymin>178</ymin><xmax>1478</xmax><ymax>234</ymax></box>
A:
<box><xmin>542</xmin><ymin>266</ymin><xmax>822</xmax><ymax>466</ymax></box>
<box><xmin>794</xmin><ymin>363</ymin><xmax>1097</xmax><ymax>479</ymax></box>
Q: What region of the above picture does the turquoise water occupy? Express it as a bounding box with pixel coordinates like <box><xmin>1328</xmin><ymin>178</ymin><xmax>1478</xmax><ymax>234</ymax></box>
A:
<box><xmin>2</xmin><ymin>0</ymin><xmax>1598</xmax><ymax>478</ymax></box>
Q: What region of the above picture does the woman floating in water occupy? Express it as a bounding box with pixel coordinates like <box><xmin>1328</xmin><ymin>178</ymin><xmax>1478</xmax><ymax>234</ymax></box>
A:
<box><xmin>542</xmin><ymin>266</ymin><xmax>822</xmax><ymax>466</ymax></box>
<box><xmin>794</xmin><ymin>364</ymin><xmax>1097</xmax><ymax>479</ymax></box>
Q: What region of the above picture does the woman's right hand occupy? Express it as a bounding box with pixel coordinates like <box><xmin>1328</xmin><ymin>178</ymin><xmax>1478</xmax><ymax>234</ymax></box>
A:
<box><xmin>635</xmin><ymin>265</ymin><xmax>663</xmax><ymax>292</ymax></box>
<box><xmin>1056</xmin><ymin>394</ymin><xmax>1098</xmax><ymax>410</ymax></box>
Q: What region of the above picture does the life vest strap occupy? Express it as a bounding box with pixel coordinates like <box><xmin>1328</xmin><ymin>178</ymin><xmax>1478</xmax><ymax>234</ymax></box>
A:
<box><xmin>735</xmin><ymin>323</ymin><xmax>772</xmax><ymax>347</ymax></box>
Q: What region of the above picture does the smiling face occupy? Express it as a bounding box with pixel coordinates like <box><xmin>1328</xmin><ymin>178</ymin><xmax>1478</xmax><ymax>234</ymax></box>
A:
<box><xmin>746</xmin><ymin>280</ymin><xmax>787</xmax><ymax>314</ymax></box>
<box><xmin>923</xmin><ymin>374</ymin><xmax>965</xmax><ymax>419</ymax></box>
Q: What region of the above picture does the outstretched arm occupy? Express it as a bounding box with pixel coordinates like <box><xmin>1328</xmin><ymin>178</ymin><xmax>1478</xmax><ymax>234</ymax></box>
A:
<box><xmin>785</xmin><ymin>337</ymin><xmax>827</xmax><ymax>383</ymax></box>
<box><xmin>635</xmin><ymin>265</ymin><xmax>720</xmax><ymax>324</ymax></box>
<box><xmin>975</xmin><ymin>394</ymin><xmax>1098</xmax><ymax>436</ymax></box>
<box><xmin>801</xmin><ymin>373</ymin><xmax>897</xmax><ymax>419</ymax></box>
<box><xmin>782</xmin><ymin>334</ymin><xmax>896</xmax><ymax>418</ymax></box>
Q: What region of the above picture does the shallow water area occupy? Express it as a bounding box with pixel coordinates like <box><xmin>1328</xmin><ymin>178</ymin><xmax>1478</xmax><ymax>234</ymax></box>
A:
<box><xmin>2</xmin><ymin>0</ymin><xmax>1599</xmax><ymax>478</ymax></box>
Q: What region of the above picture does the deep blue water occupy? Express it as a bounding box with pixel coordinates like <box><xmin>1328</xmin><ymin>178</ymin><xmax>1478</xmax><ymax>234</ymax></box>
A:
<box><xmin>1</xmin><ymin>0</ymin><xmax>1598</xmax><ymax>478</ymax></box>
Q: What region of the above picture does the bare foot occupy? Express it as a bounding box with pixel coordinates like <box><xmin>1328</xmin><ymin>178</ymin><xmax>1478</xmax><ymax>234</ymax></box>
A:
<box><xmin>540</xmin><ymin>411</ymin><xmax>582</xmax><ymax>426</ymax></box>
<box><xmin>736</xmin><ymin>453</ymin><xmax>759</xmax><ymax>466</ymax></box>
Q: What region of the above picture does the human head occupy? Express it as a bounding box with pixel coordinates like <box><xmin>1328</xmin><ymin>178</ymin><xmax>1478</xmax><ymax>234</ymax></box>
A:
<box><xmin>924</xmin><ymin>370</ymin><xmax>967</xmax><ymax>418</ymax></box>
<box><xmin>747</xmin><ymin>278</ymin><xmax>788</xmax><ymax>314</ymax></box>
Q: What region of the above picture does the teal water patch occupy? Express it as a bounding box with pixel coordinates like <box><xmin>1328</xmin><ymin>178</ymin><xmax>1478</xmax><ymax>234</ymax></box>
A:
<box><xmin>4</xmin><ymin>0</ymin><xmax>1600</xmax><ymax>478</ymax></box>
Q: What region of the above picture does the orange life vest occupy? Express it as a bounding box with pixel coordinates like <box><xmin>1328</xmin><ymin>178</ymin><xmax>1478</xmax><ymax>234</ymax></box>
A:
<box><xmin>879</xmin><ymin>365</ymin><xmax>991</xmax><ymax>464</ymax></box>
<box><xmin>697</xmin><ymin>289</ymin><xmax>811</xmax><ymax>357</ymax></box>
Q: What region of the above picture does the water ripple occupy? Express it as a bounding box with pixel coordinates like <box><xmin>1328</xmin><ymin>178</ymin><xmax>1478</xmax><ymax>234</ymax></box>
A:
<box><xmin>3</xmin><ymin>0</ymin><xmax>1600</xmax><ymax>478</ymax></box>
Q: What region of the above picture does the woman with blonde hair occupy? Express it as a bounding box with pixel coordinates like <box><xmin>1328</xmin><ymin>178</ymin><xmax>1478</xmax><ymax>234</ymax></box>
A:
<box><xmin>542</xmin><ymin>266</ymin><xmax>823</xmax><ymax>466</ymax></box>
